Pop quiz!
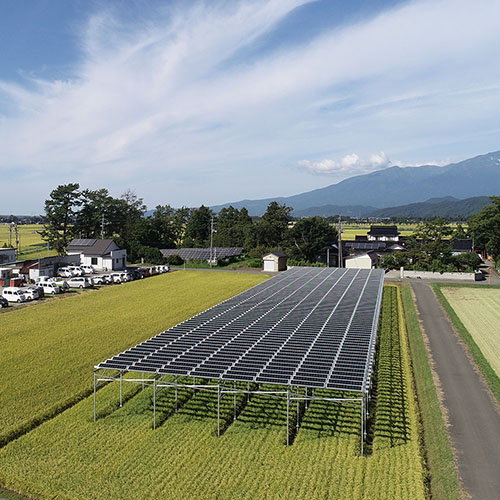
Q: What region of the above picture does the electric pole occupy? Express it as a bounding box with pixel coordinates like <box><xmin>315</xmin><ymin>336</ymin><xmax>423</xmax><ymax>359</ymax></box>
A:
<box><xmin>338</xmin><ymin>215</ymin><xmax>343</xmax><ymax>268</ymax></box>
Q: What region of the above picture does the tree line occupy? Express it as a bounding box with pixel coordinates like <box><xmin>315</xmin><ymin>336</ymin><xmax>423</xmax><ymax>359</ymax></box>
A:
<box><xmin>41</xmin><ymin>183</ymin><xmax>338</xmax><ymax>264</ymax></box>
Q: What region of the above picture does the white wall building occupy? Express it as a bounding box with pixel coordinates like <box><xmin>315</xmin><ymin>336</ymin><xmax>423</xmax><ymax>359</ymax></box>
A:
<box><xmin>66</xmin><ymin>239</ymin><xmax>127</xmax><ymax>271</ymax></box>
<box><xmin>345</xmin><ymin>252</ymin><xmax>378</xmax><ymax>269</ymax></box>
<box><xmin>262</xmin><ymin>252</ymin><xmax>287</xmax><ymax>272</ymax></box>
<box><xmin>0</xmin><ymin>247</ymin><xmax>16</xmax><ymax>265</ymax></box>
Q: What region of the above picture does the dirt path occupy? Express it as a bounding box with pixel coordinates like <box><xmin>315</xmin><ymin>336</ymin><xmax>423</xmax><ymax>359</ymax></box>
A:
<box><xmin>411</xmin><ymin>281</ymin><xmax>500</xmax><ymax>499</ymax></box>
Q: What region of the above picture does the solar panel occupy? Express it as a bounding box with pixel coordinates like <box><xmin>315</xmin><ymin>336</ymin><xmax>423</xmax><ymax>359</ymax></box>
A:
<box><xmin>160</xmin><ymin>247</ymin><xmax>243</xmax><ymax>260</ymax></box>
<box><xmin>96</xmin><ymin>267</ymin><xmax>384</xmax><ymax>393</ymax></box>
<box><xmin>70</xmin><ymin>238</ymin><xmax>96</xmax><ymax>247</ymax></box>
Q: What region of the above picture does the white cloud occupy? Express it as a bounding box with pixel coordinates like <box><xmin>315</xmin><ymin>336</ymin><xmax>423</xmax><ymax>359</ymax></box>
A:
<box><xmin>1</xmin><ymin>0</ymin><xmax>500</xmax><ymax>212</ymax></box>
<box><xmin>299</xmin><ymin>152</ymin><xmax>391</xmax><ymax>176</ymax></box>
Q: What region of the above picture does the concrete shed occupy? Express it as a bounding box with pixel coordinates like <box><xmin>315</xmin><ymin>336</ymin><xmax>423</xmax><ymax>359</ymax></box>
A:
<box><xmin>263</xmin><ymin>252</ymin><xmax>287</xmax><ymax>272</ymax></box>
<box><xmin>345</xmin><ymin>252</ymin><xmax>378</xmax><ymax>269</ymax></box>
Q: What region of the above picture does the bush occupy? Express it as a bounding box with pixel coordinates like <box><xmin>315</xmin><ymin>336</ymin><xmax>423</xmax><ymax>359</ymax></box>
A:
<box><xmin>247</xmin><ymin>258</ymin><xmax>262</xmax><ymax>268</ymax></box>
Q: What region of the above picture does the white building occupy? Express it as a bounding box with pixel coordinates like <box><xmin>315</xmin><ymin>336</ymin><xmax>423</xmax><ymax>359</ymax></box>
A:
<box><xmin>262</xmin><ymin>252</ymin><xmax>287</xmax><ymax>272</ymax></box>
<box><xmin>367</xmin><ymin>226</ymin><xmax>400</xmax><ymax>242</ymax></box>
<box><xmin>0</xmin><ymin>247</ymin><xmax>16</xmax><ymax>265</ymax></box>
<box><xmin>345</xmin><ymin>252</ymin><xmax>378</xmax><ymax>269</ymax></box>
<box><xmin>66</xmin><ymin>239</ymin><xmax>127</xmax><ymax>271</ymax></box>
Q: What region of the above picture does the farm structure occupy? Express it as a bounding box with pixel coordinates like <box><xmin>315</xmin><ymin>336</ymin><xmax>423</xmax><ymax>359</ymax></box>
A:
<box><xmin>160</xmin><ymin>247</ymin><xmax>242</xmax><ymax>264</ymax></box>
<box><xmin>94</xmin><ymin>267</ymin><xmax>385</xmax><ymax>452</ymax></box>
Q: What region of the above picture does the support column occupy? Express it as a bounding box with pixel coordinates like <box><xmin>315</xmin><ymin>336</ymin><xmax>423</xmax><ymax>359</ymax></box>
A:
<box><xmin>233</xmin><ymin>381</ymin><xmax>237</xmax><ymax>421</ymax></box>
<box><xmin>119</xmin><ymin>371</ymin><xmax>123</xmax><ymax>408</ymax></box>
<box><xmin>93</xmin><ymin>371</ymin><xmax>97</xmax><ymax>422</ymax></box>
<box><xmin>217</xmin><ymin>383</ymin><xmax>221</xmax><ymax>437</ymax></box>
<box><xmin>153</xmin><ymin>377</ymin><xmax>157</xmax><ymax>430</ymax></box>
<box><xmin>175</xmin><ymin>376</ymin><xmax>178</xmax><ymax>412</ymax></box>
<box><xmin>360</xmin><ymin>396</ymin><xmax>364</xmax><ymax>456</ymax></box>
<box><xmin>286</xmin><ymin>387</ymin><xmax>290</xmax><ymax>446</ymax></box>
<box><xmin>142</xmin><ymin>372</ymin><xmax>144</xmax><ymax>391</ymax></box>
<box><xmin>247</xmin><ymin>381</ymin><xmax>250</xmax><ymax>402</ymax></box>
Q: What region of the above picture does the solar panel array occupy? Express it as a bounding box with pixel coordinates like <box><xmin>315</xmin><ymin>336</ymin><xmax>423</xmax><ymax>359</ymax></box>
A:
<box><xmin>70</xmin><ymin>238</ymin><xmax>96</xmax><ymax>247</ymax></box>
<box><xmin>160</xmin><ymin>247</ymin><xmax>243</xmax><ymax>260</ymax></box>
<box><xmin>96</xmin><ymin>267</ymin><xmax>384</xmax><ymax>392</ymax></box>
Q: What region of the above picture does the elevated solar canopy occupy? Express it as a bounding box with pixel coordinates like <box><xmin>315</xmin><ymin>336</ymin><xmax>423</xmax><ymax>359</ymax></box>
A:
<box><xmin>160</xmin><ymin>247</ymin><xmax>243</xmax><ymax>261</ymax></box>
<box><xmin>94</xmin><ymin>267</ymin><xmax>385</xmax><ymax>450</ymax></box>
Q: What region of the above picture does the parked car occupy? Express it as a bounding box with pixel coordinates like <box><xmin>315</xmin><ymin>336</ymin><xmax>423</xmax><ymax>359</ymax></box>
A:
<box><xmin>101</xmin><ymin>274</ymin><xmax>114</xmax><ymax>284</ymax></box>
<box><xmin>0</xmin><ymin>296</ymin><xmax>9</xmax><ymax>308</ymax></box>
<box><xmin>67</xmin><ymin>266</ymin><xmax>84</xmax><ymax>276</ymax></box>
<box><xmin>58</xmin><ymin>267</ymin><xmax>74</xmax><ymax>278</ymax></box>
<box><xmin>91</xmin><ymin>275</ymin><xmax>105</xmax><ymax>286</ymax></box>
<box><xmin>66</xmin><ymin>277</ymin><xmax>92</xmax><ymax>289</ymax></box>
<box><xmin>81</xmin><ymin>265</ymin><xmax>96</xmax><ymax>274</ymax></box>
<box><xmin>2</xmin><ymin>287</ymin><xmax>28</xmax><ymax>303</ymax></box>
<box><xmin>23</xmin><ymin>287</ymin><xmax>43</xmax><ymax>300</ymax></box>
<box><xmin>47</xmin><ymin>277</ymin><xmax>70</xmax><ymax>291</ymax></box>
<box><xmin>111</xmin><ymin>273</ymin><xmax>124</xmax><ymax>284</ymax></box>
<box><xmin>41</xmin><ymin>282</ymin><xmax>61</xmax><ymax>295</ymax></box>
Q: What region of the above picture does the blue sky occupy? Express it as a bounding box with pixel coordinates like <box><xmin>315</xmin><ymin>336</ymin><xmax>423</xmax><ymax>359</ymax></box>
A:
<box><xmin>1</xmin><ymin>0</ymin><xmax>500</xmax><ymax>214</ymax></box>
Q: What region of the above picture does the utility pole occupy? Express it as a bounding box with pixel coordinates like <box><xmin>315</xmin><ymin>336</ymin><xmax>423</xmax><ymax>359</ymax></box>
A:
<box><xmin>209</xmin><ymin>217</ymin><xmax>215</xmax><ymax>268</ymax></box>
<box><xmin>14</xmin><ymin>223</ymin><xmax>19</xmax><ymax>257</ymax></box>
<box><xmin>338</xmin><ymin>215</ymin><xmax>343</xmax><ymax>268</ymax></box>
<box><xmin>101</xmin><ymin>214</ymin><xmax>108</xmax><ymax>239</ymax></box>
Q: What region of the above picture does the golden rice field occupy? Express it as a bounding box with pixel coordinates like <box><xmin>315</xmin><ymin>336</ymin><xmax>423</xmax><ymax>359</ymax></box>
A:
<box><xmin>441</xmin><ymin>287</ymin><xmax>500</xmax><ymax>377</ymax></box>
<box><xmin>0</xmin><ymin>285</ymin><xmax>427</xmax><ymax>500</ymax></box>
<box><xmin>0</xmin><ymin>223</ymin><xmax>57</xmax><ymax>259</ymax></box>
<box><xmin>0</xmin><ymin>271</ymin><xmax>267</xmax><ymax>446</ymax></box>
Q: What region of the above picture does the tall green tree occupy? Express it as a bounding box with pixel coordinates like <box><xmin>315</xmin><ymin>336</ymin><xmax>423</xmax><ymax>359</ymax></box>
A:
<box><xmin>74</xmin><ymin>188</ymin><xmax>116</xmax><ymax>239</ymax></box>
<box><xmin>41</xmin><ymin>183</ymin><xmax>81</xmax><ymax>255</ymax></box>
<box><xmin>214</xmin><ymin>206</ymin><xmax>253</xmax><ymax>247</ymax></box>
<box><xmin>286</xmin><ymin>217</ymin><xmax>338</xmax><ymax>262</ymax></box>
<box><xmin>254</xmin><ymin>201</ymin><xmax>292</xmax><ymax>248</ymax></box>
<box><xmin>184</xmin><ymin>205</ymin><xmax>213</xmax><ymax>247</ymax></box>
<box><xmin>469</xmin><ymin>196</ymin><xmax>500</xmax><ymax>261</ymax></box>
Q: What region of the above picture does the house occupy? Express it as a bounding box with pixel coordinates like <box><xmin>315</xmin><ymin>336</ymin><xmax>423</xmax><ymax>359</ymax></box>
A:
<box><xmin>345</xmin><ymin>252</ymin><xmax>379</xmax><ymax>269</ymax></box>
<box><xmin>0</xmin><ymin>247</ymin><xmax>16</xmax><ymax>265</ymax></box>
<box><xmin>367</xmin><ymin>225</ymin><xmax>400</xmax><ymax>242</ymax></box>
<box><xmin>262</xmin><ymin>252</ymin><xmax>287</xmax><ymax>272</ymax></box>
<box><xmin>66</xmin><ymin>239</ymin><xmax>127</xmax><ymax>271</ymax></box>
<box><xmin>451</xmin><ymin>239</ymin><xmax>474</xmax><ymax>255</ymax></box>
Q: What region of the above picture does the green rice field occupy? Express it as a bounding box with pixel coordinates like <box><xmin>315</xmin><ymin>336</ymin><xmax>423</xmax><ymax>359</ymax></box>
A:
<box><xmin>0</xmin><ymin>223</ymin><xmax>56</xmax><ymax>259</ymax></box>
<box><xmin>0</xmin><ymin>283</ymin><xmax>427</xmax><ymax>500</ymax></box>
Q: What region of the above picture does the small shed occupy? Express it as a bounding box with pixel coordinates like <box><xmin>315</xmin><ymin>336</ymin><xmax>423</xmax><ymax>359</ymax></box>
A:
<box><xmin>262</xmin><ymin>252</ymin><xmax>287</xmax><ymax>272</ymax></box>
<box><xmin>345</xmin><ymin>252</ymin><xmax>378</xmax><ymax>269</ymax></box>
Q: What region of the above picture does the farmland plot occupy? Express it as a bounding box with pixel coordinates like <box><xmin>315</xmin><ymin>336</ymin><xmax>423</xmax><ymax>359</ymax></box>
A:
<box><xmin>0</xmin><ymin>271</ymin><xmax>267</xmax><ymax>446</ymax></box>
<box><xmin>0</xmin><ymin>286</ymin><xmax>427</xmax><ymax>500</ymax></box>
<box><xmin>441</xmin><ymin>287</ymin><xmax>500</xmax><ymax>377</ymax></box>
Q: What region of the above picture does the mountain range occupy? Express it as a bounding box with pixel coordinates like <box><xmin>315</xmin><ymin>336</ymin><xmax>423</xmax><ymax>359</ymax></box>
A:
<box><xmin>211</xmin><ymin>150</ymin><xmax>500</xmax><ymax>216</ymax></box>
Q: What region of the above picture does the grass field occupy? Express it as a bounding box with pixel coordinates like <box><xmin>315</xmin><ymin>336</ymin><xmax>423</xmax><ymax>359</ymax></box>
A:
<box><xmin>0</xmin><ymin>285</ymin><xmax>427</xmax><ymax>500</ymax></box>
<box><xmin>441</xmin><ymin>287</ymin><xmax>500</xmax><ymax>377</ymax></box>
<box><xmin>341</xmin><ymin>224</ymin><xmax>416</xmax><ymax>240</ymax></box>
<box><xmin>0</xmin><ymin>271</ymin><xmax>267</xmax><ymax>446</ymax></box>
<box><xmin>0</xmin><ymin>223</ymin><xmax>57</xmax><ymax>259</ymax></box>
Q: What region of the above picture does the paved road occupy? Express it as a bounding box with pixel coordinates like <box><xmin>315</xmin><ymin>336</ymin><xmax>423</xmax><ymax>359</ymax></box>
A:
<box><xmin>411</xmin><ymin>281</ymin><xmax>500</xmax><ymax>500</ymax></box>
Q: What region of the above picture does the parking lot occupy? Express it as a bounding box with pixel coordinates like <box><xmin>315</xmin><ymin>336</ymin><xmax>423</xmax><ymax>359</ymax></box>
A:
<box><xmin>0</xmin><ymin>264</ymin><xmax>170</xmax><ymax>311</ymax></box>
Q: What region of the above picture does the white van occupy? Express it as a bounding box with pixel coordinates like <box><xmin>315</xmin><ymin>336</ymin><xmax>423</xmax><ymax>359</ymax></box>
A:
<box><xmin>81</xmin><ymin>265</ymin><xmax>95</xmax><ymax>274</ymax></box>
<box><xmin>58</xmin><ymin>267</ymin><xmax>74</xmax><ymax>278</ymax></box>
<box><xmin>2</xmin><ymin>287</ymin><xmax>28</xmax><ymax>303</ymax></box>
<box><xmin>41</xmin><ymin>282</ymin><xmax>61</xmax><ymax>295</ymax></box>
<box><xmin>67</xmin><ymin>266</ymin><xmax>84</xmax><ymax>276</ymax></box>
<box><xmin>66</xmin><ymin>277</ymin><xmax>91</xmax><ymax>289</ymax></box>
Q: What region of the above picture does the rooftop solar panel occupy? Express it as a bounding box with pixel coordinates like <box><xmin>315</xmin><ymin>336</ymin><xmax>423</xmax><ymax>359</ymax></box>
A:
<box><xmin>96</xmin><ymin>267</ymin><xmax>384</xmax><ymax>393</ymax></box>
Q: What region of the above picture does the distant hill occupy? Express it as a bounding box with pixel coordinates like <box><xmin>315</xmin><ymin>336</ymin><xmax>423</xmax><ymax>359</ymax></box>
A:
<box><xmin>293</xmin><ymin>204</ymin><xmax>377</xmax><ymax>218</ymax></box>
<box><xmin>368</xmin><ymin>196</ymin><xmax>492</xmax><ymax>218</ymax></box>
<box><xmin>211</xmin><ymin>150</ymin><xmax>500</xmax><ymax>215</ymax></box>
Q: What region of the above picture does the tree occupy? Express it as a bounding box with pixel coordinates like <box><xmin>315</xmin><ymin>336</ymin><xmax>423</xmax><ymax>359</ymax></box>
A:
<box><xmin>254</xmin><ymin>202</ymin><xmax>292</xmax><ymax>248</ymax></box>
<box><xmin>214</xmin><ymin>206</ymin><xmax>253</xmax><ymax>247</ymax></box>
<box><xmin>286</xmin><ymin>217</ymin><xmax>337</xmax><ymax>262</ymax></box>
<box><xmin>41</xmin><ymin>183</ymin><xmax>81</xmax><ymax>255</ymax></box>
<box><xmin>73</xmin><ymin>188</ymin><xmax>116</xmax><ymax>239</ymax></box>
<box><xmin>184</xmin><ymin>205</ymin><xmax>213</xmax><ymax>247</ymax></box>
<box><xmin>469</xmin><ymin>196</ymin><xmax>500</xmax><ymax>262</ymax></box>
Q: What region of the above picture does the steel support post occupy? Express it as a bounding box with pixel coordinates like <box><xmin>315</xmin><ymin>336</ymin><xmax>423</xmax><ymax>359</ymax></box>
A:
<box><xmin>360</xmin><ymin>396</ymin><xmax>364</xmax><ymax>456</ymax></box>
<box><xmin>142</xmin><ymin>372</ymin><xmax>144</xmax><ymax>391</ymax></box>
<box><xmin>153</xmin><ymin>378</ymin><xmax>157</xmax><ymax>430</ymax></box>
<box><xmin>286</xmin><ymin>387</ymin><xmax>290</xmax><ymax>446</ymax></box>
<box><xmin>217</xmin><ymin>383</ymin><xmax>221</xmax><ymax>437</ymax></box>
<box><xmin>119</xmin><ymin>372</ymin><xmax>123</xmax><ymax>408</ymax></box>
<box><xmin>175</xmin><ymin>376</ymin><xmax>178</xmax><ymax>412</ymax></box>
<box><xmin>233</xmin><ymin>381</ymin><xmax>237</xmax><ymax>421</ymax></box>
<box><xmin>247</xmin><ymin>381</ymin><xmax>250</xmax><ymax>402</ymax></box>
<box><xmin>93</xmin><ymin>371</ymin><xmax>97</xmax><ymax>422</ymax></box>
<box><xmin>296</xmin><ymin>392</ymin><xmax>300</xmax><ymax>430</ymax></box>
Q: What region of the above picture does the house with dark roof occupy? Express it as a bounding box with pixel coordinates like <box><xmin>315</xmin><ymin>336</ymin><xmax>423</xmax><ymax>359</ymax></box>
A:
<box><xmin>66</xmin><ymin>239</ymin><xmax>127</xmax><ymax>271</ymax></box>
<box><xmin>367</xmin><ymin>225</ymin><xmax>400</xmax><ymax>242</ymax></box>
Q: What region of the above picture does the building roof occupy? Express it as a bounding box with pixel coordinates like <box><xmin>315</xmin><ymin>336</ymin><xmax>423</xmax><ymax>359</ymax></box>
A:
<box><xmin>355</xmin><ymin>235</ymin><xmax>368</xmax><ymax>241</ymax></box>
<box><xmin>452</xmin><ymin>239</ymin><xmax>473</xmax><ymax>252</ymax></box>
<box><xmin>66</xmin><ymin>239</ymin><xmax>117</xmax><ymax>256</ymax></box>
<box><xmin>368</xmin><ymin>225</ymin><xmax>399</xmax><ymax>237</ymax></box>
<box><xmin>263</xmin><ymin>251</ymin><xmax>287</xmax><ymax>258</ymax></box>
<box><xmin>344</xmin><ymin>241</ymin><xmax>387</xmax><ymax>251</ymax></box>
<box><xmin>160</xmin><ymin>247</ymin><xmax>243</xmax><ymax>260</ymax></box>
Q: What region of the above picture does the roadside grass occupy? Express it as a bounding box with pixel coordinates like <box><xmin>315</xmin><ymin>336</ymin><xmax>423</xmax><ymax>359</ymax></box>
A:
<box><xmin>0</xmin><ymin>271</ymin><xmax>267</xmax><ymax>447</ymax></box>
<box><xmin>401</xmin><ymin>284</ymin><xmax>461</xmax><ymax>500</ymax></box>
<box><xmin>432</xmin><ymin>283</ymin><xmax>500</xmax><ymax>406</ymax></box>
<box><xmin>0</xmin><ymin>286</ymin><xmax>426</xmax><ymax>500</ymax></box>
